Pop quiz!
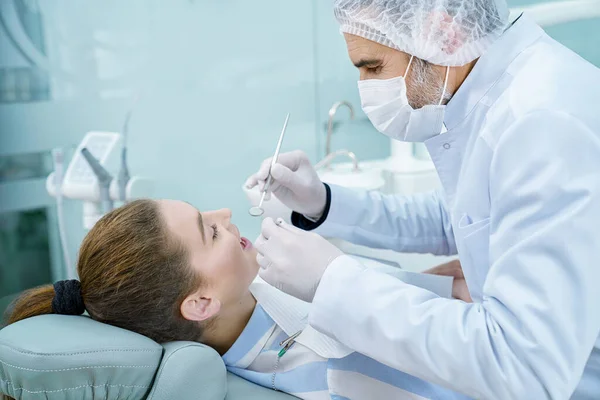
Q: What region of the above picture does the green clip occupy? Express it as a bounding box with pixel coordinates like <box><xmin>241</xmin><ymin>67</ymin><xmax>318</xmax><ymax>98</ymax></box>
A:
<box><xmin>278</xmin><ymin>330</ymin><xmax>301</xmax><ymax>359</ymax></box>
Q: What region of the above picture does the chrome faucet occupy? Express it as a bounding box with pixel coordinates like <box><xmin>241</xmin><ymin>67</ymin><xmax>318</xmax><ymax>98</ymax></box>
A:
<box><xmin>315</xmin><ymin>149</ymin><xmax>360</xmax><ymax>172</ymax></box>
<box><xmin>325</xmin><ymin>101</ymin><xmax>355</xmax><ymax>159</ymax></box>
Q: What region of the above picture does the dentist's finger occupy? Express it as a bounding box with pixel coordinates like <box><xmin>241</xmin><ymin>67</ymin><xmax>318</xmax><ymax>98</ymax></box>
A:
<box><xmin>270</xmin><ymin>164</ymin><xmax>301</xmax><ymax>189</ymax></box>
<box><xmin>259</xmin><ymin>265</ymin><xmax>281</xmax><ymax>288</ymax></box>
<box><xmin>257</xmin><ymin>178</ymin><xmax>267</xmax><ymax>192</ymax></box>
<box><xmin>256</xmin><ymin>158</ymin><xmax>273</xmax><ymax>181</ymax></box>
<box><xmin>261</xmin><ymin>187</ymin><xmax>285</xmax><ymax>203</ymax></box>
<box><xmin>257</xmin><ymin>182</ymin><xmax>274</xmax><ymax>201</ymax></box>
<box><xmin>275</xmin><ymin>150</ymin><xmax>307</xmax><ymax>172</ymax></box>
<box><xmin>256</xmin><ymin>253</ymin><xmax>271</xmax><ymax>270</ymax></box>
<box><xmin>245</xmin><ymin>174</ymin><xmax>259</xmax><ymax>189</ymax></box>
<box><xmin>252</xmin><ymin>150</ymin><xmax>309</xmax><ymax>188</ymax></box>
<box><xmin>260</xmin><ymin>217</ymin><xmax>281</xmax><ymax>240</ymax></box>
<box><xmin>254</xmin><ymin>234</ymin><xmax>268</xmax><ymax>252</ymax></box>
<box><xmin>248</xmin><ymin>158</ymin><xmax>276</xmax><ymax>190</ymax></box>
<box><xmin>258</xmin><ymin>176</ymin><xmax>282</xmax><ymax>193</ymax></box>
<box><xmin>276</xmin><ymin>218</ymin><xmax>307</xmax><ymax>235</ymax></box>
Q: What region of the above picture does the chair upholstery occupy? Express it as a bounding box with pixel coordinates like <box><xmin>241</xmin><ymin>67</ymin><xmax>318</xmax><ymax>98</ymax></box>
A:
<box><xmin>0</xmin><ymin>315</ymin><xmax>294</xmax><ymax>400</ymax></box>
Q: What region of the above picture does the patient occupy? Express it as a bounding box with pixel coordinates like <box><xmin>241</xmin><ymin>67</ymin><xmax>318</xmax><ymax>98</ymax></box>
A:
<box><xmin>6</xmin><ymin>200</ymin><xmax>470</xmax><ymax>400</ymax></box>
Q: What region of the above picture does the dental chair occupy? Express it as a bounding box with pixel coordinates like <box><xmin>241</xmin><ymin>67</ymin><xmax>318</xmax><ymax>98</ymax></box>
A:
<box><xmin>0</xmin><ymin>315</ymin><xmax>295</xmax><ymax>399</ymax></box>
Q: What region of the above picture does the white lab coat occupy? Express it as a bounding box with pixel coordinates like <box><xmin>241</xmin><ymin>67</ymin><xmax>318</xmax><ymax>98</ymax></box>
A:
<box><xmin>307</xmin><ymin>15</ymin><xmax>600</xmax><ymax>400</ymax></box>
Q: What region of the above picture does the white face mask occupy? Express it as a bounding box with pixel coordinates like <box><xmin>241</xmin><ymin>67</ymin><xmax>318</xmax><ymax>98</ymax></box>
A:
<box><xmin>358</xmin><ymin>56</ymin><xmax>450</xmax><ymax>143</ymax></box>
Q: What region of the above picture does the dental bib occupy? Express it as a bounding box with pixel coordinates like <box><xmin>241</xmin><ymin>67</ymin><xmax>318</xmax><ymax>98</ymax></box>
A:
<box><xmin>250</xmin><ymin>277</ymin><xmax>353</xmax><ymax>359</ymax></box>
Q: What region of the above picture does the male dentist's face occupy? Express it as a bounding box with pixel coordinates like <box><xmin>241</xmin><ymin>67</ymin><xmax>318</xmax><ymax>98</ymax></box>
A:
<box><xmin>344</xmin><ymin>33</ymin><xmax>453</xmax><ymax>109</ymax></box>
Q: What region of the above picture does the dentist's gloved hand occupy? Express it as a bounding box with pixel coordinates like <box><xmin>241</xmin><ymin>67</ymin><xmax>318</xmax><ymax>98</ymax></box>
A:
<box><xmin>245</xmin><ymin>150</ymin><xmax>327</xmax><ymax>219</ymax></box>
<box><xmin>255</xmin><ymin>217</ymin><xmax>343</xmax><ymax>302</ymax></box>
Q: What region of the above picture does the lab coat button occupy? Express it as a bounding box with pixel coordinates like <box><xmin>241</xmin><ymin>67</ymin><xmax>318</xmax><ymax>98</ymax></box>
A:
<box><xmin>443</xmin><ymin>143</ymin><xmax>451</xmax><ymax>150</ymax></box>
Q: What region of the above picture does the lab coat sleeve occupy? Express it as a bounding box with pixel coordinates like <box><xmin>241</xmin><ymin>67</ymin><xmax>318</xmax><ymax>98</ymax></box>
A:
<box><xmin>308</xmin><ymin>111</ymin><xmax>600</xmax><ymax>400</ymax></box>
<box><xmin>311</xmin><ymin>184</ymin><xmax>457</xmax><ymax>256</ymax></box>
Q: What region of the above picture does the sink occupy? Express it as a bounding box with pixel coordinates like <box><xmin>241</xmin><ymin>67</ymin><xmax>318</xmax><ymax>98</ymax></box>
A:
<box><xmin>318</xmin><ymin>162</ymin><xmax>385</xmax><ymax>191</ymax></box>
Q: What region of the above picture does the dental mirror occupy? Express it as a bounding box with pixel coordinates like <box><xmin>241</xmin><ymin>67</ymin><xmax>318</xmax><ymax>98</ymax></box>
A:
<box><xmin>248</xmin><ymin>206</ymin><xmax>265</xmax><ymax>217</ymax></box>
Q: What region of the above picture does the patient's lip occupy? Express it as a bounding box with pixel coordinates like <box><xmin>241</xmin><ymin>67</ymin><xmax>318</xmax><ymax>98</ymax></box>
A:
<box><xmin>240</xmin><ymin>237</ymin><xmax>253</xmax><ymax>251</ymax></box>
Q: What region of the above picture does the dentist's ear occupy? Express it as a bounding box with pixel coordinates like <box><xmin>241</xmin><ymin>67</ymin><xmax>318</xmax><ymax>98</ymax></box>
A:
<box><xmin>180</xmin><ymin>293</ymin><xmax>221</xmax><ymax>322</ymax></box>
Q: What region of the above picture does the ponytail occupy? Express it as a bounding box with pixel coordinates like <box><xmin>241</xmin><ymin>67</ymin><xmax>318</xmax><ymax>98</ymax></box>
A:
<box><xmin>5</xmin><ymin>285</ymin><xmax>54</xmax><ymax>325</ymax></box>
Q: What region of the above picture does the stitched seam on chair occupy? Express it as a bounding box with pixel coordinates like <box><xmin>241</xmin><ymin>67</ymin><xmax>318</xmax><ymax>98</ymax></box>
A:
<box><xmin>0</xmin><ymin>344</ymin><xmax>161</xmax><ymax>356</ymax></box>
<box><xmin>0</xmin><ymin>359</ymin><xmax>154</xmax><ymax>372</ymax></box>
<box><xmin>1</xmin><ymin>379</ymin><xmax>149</xmax><ymax>394</ymax></box>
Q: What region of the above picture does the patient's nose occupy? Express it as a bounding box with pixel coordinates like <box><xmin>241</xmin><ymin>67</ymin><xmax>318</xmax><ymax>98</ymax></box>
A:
<box><xmin>214</xmin><ymin>209</ymin><xmax>232</xmax><ymax>225</ymax></box>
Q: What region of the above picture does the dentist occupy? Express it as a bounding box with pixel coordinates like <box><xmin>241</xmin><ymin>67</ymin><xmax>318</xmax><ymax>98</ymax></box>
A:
<box><xmin>247</xmin><ymin>0</ymin><xmax>600</xmax><ymax>398</ymax></box>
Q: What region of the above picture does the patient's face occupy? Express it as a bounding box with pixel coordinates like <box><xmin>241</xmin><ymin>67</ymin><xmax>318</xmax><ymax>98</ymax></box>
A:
<box><xmin>158</xmin><ymin>200</ymin><xmax>259</xmax><ymax>308</ymax></box>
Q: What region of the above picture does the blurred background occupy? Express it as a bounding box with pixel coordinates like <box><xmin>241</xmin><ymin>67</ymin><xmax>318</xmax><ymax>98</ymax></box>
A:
<box><xmin>1</xmin><ymin>0</ymin><xmax>599</xmax><ymax>315</ymax></box>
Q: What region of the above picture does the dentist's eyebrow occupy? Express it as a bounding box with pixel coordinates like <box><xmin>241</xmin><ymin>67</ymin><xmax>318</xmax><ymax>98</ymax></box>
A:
<box><xmin>354</xmin><ymin>58</ymin><xmax>381</xmax><ymax>68</ymax></box>
<box><xmin>197</xmin><ymin>212</ymin><xmax>205</xmax><ymax>244</ymax></box>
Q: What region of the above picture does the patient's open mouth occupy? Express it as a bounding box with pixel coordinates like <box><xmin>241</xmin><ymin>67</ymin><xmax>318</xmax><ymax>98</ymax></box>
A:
<box><xmin>240</xmin><ymin>237</ymin><xmax>253</xmax><ymax>251</ymax></box>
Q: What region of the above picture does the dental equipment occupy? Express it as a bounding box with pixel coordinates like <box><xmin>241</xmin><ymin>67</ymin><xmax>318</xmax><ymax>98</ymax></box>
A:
<box><xmin>81</xmin><ymin>147</ymin><xmax>114</xmax><ymax>214</ymax></box>
<box><xmin>117</xmin><ymin>95</ymin><xmax>141</xmax><ymax>203</ymax></box>
<box><xmin>324</xmin><ymin>101</ymin><xmax>354</xmax><ymax>169</ymax></box>
<box><xmin>51</xmin><ymin>148</ymin><xmax>75</xmax><ymax>279</ymax></box>
<box><xmin>117</xmin><ymin>131</ymin><xmax>131</xmax><ymax>203</ymax></box>
<box><xmin>249</xmin><ymin>113</ymin><xmax>290</xmax><ymax>217</ymax></box>
<box><xmin>315</xmin><ymin>149</ymin><xmax>360</xmax><ymax>172</ymax></box>
<box><xmin>47</xmin><ymin>131</ymin><xmax>154</xmax><ymax>234</ymax></box>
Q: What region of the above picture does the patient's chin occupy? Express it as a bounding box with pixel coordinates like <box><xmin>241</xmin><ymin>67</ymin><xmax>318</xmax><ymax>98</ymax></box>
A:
<box><xmin>245</xmin><ymin>247</ymin><xmax>258</xmax><ymax>260</ymax></box>
<box><xmin>249</xmin><ymin>250</ymin><xmax>260</xmax><ymax>272</ymax></box>
<box><xmin>243</xmin><ymin>248</ymin><xmax>260</xmax><ymax>275</ymax></box>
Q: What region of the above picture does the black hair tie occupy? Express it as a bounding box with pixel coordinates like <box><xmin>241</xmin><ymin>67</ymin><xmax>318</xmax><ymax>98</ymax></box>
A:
<box><xmin>52</xmin><ymin>280</ymin><xmax>85</xmax><ymax>315</ymax></box>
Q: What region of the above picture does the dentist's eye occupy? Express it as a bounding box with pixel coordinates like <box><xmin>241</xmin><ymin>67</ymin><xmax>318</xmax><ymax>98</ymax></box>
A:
<box><xmin>367</xmin><ymin>66</ymin><xmax>383</xmax><ymax>74</ymax></box>
<box><xmin>211</xmin><ymin>224</ymin><xmax>219</xmax><ymax>240</ymax></box>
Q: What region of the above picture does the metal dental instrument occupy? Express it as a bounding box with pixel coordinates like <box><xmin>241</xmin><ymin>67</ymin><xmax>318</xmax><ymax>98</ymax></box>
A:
<box><xmin>81</xmin><ymin>147</ymin><xmax>114</xmax><ymax>214</ymax></box>
<box><xmin>249</xmin><ymin>113</ymin><xmax>290</xmax><ymax>217</ymax></box>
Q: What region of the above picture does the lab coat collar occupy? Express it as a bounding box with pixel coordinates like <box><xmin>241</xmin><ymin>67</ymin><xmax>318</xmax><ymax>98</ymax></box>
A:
<box><xmin>444</xmin><ymin>14</ymin><xmax>545</xmax><ymax>130</ymax></box>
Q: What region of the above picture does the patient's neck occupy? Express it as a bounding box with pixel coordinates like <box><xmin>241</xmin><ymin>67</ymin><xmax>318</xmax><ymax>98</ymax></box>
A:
<box><xmin>201</xmin><ymin>291</ymin><xmax>257</xmax><ymax>356</ymax></box>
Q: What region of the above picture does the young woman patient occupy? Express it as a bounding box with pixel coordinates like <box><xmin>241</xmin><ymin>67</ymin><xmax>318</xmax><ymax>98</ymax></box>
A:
<box><xmin>6</xmin><ymin>199</ymin><xmax>470</xmax><ymax>400</ymax></box>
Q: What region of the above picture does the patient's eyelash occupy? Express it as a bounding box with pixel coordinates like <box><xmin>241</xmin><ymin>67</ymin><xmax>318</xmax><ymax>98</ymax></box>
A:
<box><xmin>211</xmin><ymin>224</ymin><xmax>219</xmax><ymax>240</ymax></box>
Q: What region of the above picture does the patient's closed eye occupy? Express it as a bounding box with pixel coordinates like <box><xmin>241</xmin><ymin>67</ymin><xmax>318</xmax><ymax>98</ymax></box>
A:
<box><xmin>211</xmin><ymin>224</ymin><xmax>219</xmax><ymax>240</ymax></box>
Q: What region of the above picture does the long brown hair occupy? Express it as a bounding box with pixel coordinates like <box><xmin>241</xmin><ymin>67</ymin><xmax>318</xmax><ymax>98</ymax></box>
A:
<box><xmin>4</xmin><ymin>199</ymin><xmax>204</xmax><ymax>344</ymax></box>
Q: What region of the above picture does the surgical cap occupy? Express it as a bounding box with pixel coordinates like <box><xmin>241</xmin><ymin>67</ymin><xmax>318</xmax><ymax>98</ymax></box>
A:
<box><xmin>334</xmin><ymin>0</ymin><xmax>510</xmax><ymax>66</ymax></box>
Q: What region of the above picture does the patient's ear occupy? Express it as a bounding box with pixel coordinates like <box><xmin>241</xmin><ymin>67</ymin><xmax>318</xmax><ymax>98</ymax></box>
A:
<box><xmin>181</xmin><ymin>292</ymin><xmax>221</xmax><ymax>322</ymax></box>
